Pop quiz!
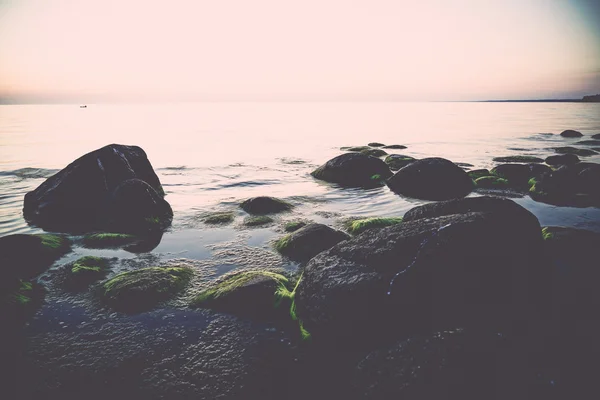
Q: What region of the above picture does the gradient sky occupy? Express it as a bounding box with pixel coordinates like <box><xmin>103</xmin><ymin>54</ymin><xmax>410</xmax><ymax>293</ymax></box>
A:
<box><xmin>1</xmin><ymin>0</ymin><xmax>599</xmax><ymax>102</ymax></box>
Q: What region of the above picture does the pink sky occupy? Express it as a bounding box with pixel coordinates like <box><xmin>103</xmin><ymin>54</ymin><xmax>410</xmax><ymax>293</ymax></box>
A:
<box><xmin>1</xmin><ymin>0</ymin><xmax>599</xmax><ymax>102</ymax></box>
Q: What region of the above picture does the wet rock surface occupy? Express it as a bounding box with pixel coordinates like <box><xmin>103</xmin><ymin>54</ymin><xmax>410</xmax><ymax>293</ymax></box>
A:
<box><xmin>240</xmin><ymin>196</ymin><xmax>293</xmax><ymax>215</ymax></box>
<box><xmin>311</xmin><ymin>153</ymin><xmax>393</xmax><ymax>187</ymax></box>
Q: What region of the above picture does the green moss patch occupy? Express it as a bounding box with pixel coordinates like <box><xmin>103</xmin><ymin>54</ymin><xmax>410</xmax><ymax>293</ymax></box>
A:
<box><xmin>474</xmin><ymin>176</ymin><xmax>509</xmax><ymax>188</ymax></box>
<box><xmin>284</xmin><ymin>221</ymin><xmax>306</xmax><ymax>232</ymax></box>
<box><xmin>62</xmin><ymin>256</ymin><xmax>111</xmax><ymax>290</ymax></box>
<box><xmin>467</xmin><ymin>169</ymin><xmax>491</xmax><ymax>180</ymax></box>
<box><xmin>541</xmin><ymin>227</ymin><xmax>554</xmax><ymax>241</ymax></box>
<box><xmin>344</xmin><ymin>217</ymin><xmax>404</xmax><ymax>235</ymax></box>
<box><xmin>204</xmin><ymin>212</ymin><xmax>235</xmax><ymax>224</ymax></box>
<box><xmin>83</xmin><ymin>233</ymin><xmax>137</xmax><ymax>248</ymax></box>
<box><xmin>36</xmin><ymin>234</ymin><xmax>71</xmax><ymax>253</ymax></box>
<box><xmin>1</xmin><ymin>279</ymin><xmax>45</xmax><ymax>320</ymax></box>
<box><xmin>101</xmin><ymin>266</ymin><xmax>193</xmax><ymax>313</ymax></box>
<box><xmin>244</xmin><ymin>215</ymin><xmax>274</xmax><ymax>226</ymax></box>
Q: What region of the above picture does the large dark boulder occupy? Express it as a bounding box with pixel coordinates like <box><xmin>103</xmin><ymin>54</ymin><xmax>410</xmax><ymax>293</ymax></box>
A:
<box><xmin>311</xmin><ymin>153</ymin><xmax>393</xmax><ymax>187</ymax></box>
<box><xmin>560</xmin><ymin>130</ymin><xmax>583</xmax><ymax>138</ymax></box>
<box><xmin>23</xmin><ymin>144</ymin><xmax>168</xmax><ymax>233</ymax></box>
<box><xmin>545</xmin><ymin>154</ymin><xmax>580</xmax><ymax>166</ymax></box>
<box><xmin>275</xmin><ymin>223</ymin><xmax>350</xmax><ymax>262</ymax></box>
<box><xmin>294</xmin><ymin>197</ymin><xmax>547</xmax><ymax>343</ymax></box>
<box><xmin>386</xmin><ymin>158</ymin><xmax>473</xmax><ymax>200</ymax></box>
<box><xmin>530</xmin><ymin>162</ymin><xmax>600</xmax><ymax>206</ymax></box>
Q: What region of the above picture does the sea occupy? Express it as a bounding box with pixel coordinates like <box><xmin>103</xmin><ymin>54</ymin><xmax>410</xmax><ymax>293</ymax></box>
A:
<box><xmin>2</xmin><ymin>101</ymin><xmax>600</xmax><ymax>267</ymax></box>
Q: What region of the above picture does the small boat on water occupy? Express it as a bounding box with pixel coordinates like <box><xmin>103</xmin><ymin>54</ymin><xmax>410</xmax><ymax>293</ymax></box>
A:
<box><xmin>80</xmin><ymin>105</ymin><xmax>87</xmax><ymax>108</ymax></box>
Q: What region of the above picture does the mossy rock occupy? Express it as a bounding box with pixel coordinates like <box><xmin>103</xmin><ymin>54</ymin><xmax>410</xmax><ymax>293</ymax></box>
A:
<box><xmin>384</xmin><ymin>155</ymin><xmax>416</xmax><ymax>171</ymax></box>
<box><xmin>474</xmin><ymin>176</ymin><xmax>509</xmax><ymax>188</ymax></box>
<box><xmin>360</xmin><ymin>148</ymin><xmax>388</xmax><ymax>158</ymax></box>
<box><xmin>62</xmin><ymin>256</ymin><xmax>112</xmax><ymax>291</ymax></box>
<box><xmin>383</xmin><ymin>144</ymin><xmax>407</xmax><ymax>149</ymax></box>
<box><xmin>467</xmin><ymin>169</ymin><xmax>491</xmax><ymax>180</ymax></box>
<box><xmin>0</xmin><ymin>280</ymin><xmax>45</xmax><ymax>321</ymax></box>
<box><xmin>342</xmin><ymin>146</ymin><xmax>371</xmax><ymax>152</ymax></box>
<box><xmin>240</xmin><ymin>196</ymin><xmax>293</xmax><ymax>215</ymax></box>
<box><xmin>284</xmin><ymin>221</ymin><xmax>307</xmax><ymax>232</ymax></box>
<box><xmin>0</xmin><ymin>234</ymin><xmax>71</xmax><ymax>282</ymax></box>
<box><xmin>192</xmin><ymin>270</ymin><xmax>294</xmax><ymax>320</ymax></box>
<box><xmin>203</xmin><ymin>212</ymin><xmax>235</xmax><ymax>224</ymax></box>
<box><xmin>553</xmin><ymin>147</ymin><xmax>598</xmax><ymax>157</ymax></box>
<box><xmin>274</xmin><ymin>224</ymin><xmax>350</xmax><ymax>261</ymax></box>
<box><xmin>244</xmin><ymin>215</ymin><xmax>274</xmax><ymax>227</ymax></box>
<box><xmin>492</xmin><ymin>156</ymin><xmax>544</xmax><ymax>163</ymax></box>
<box><xmin>82</xmin><ymin>233</ymin><xmax>138</xmax><ymax>248</ymax></box>
<box><xmin>344</xmin><ymin>217</ymin><xmax>404</xmax><ymax>235</ymax></box>
<box><xmin>101</xmin><ymin>267</ymin><xmax>193</xmax><ymax>313</ymax></box>
<box><xmin>368</xmin><ymin>142</ymin><xmax>386</xmax><ymax>147</ymax></box>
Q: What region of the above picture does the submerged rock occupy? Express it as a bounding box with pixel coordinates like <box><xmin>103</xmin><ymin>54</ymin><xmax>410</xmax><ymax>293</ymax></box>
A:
<box><xmin>23</xmin><ymin>144</ymin><xmax>169</xmax><ymax>233</ymax></box>
<box><xmin>82</xmin><ymin>232</ymin><xmax>138</xmax><ymax>248</ymax></box>
<box><xmin>529</xmin><ymin>162</ymin><xmax>600</xmax><ymax>206</ymax></box>
<box><xmin>360</xmin><ymin>148</ymin><xmax>388</xmax><ymax>158</ymax></box>
<box><xmin>283</xmin><ymin>221</ymin><xmax>307</xmax><ymax>232</ymax></box>
<box><xmin>575</xmin><ymin>140</ymin><xmax>600</xmax><ymax>146</ymax></box>
<box><xmin>61</xmin><ymin>256</ymin><xmax>112</xmax><ymax>291</ymax></box>
<box><xmin>386</xmin><ymin>158</ymin><xmax>473</xmax><ymax>200</ymax></box>
<box><xmin>367</xmin><ymin>142</ymin><xmax>385</xmax><ymax>147</ymax></box>
<box><xmin>192</xmin><ymin>270</ymin><xmax>293</xmax><ymax>320</ymax></box>
<box><xmin>384</xmin><ymin>154</ymin><xmax>416</xmax><ymax>171</ymax></box>
<box><xmin>203</xmin><ymin>211</ymin><xmax>235</xmax><ymax>224</ymax></box>
<box><xmin>382</xmin><ymin>144</ymin><xmax>407</xmax><ymax>149</ymax></box>
<box><xmin>294</xmin><ymin>197</ymin><xmax>547</xmax><ymax>342</ymax></box>
<box><xmin>275</xmin><ymin>223</ymin><xmax>350</xmax><ymax>261</ymax></box>
<box><xmin>244</xmin><ymin>215</ymin><xmax>274</xmax><ymax>226</ymax></box>
<box><xmin>101</xmin><ymin>266</ymin><xmax>193</xmax><ymax>313</ymax></box>
<box><xmin>545</xmin><ymin>154</ymin><xmax>580</xmax><ymax>166</ymax></box>
<box><xmin>493</xmin><ymin>156</ymin><xmax>544</xmax><ymax>163</ymax></box>
<box><xmin>240</xmin><ymin>196</ymin><xmax>293</xmax><ymax>215</ymax></box>
<box><xmin>311</xmin><ymin>153</ymin><xmax>393</xmax><ymax>187</ymax></box>
<box><xmin>553</xmin><ymin>146</ymin><xmax>598</xmax><ymax>157</ymax></box>
<box><xmin>560</xmin><ymin>130</ymin><xmax>583</xmax><ymax>138</ymax></box>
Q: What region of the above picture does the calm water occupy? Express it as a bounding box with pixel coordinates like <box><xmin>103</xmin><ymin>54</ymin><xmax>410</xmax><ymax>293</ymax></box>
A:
<box><xmin>2</xmin><ymin>101</ymin><xmax>600</xmax><ymax>263</ymax></box>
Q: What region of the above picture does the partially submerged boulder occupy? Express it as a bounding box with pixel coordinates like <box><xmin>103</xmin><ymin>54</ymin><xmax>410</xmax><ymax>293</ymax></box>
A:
<box><xmin>384</xmin><ymin>155</ymin><xmax>416</xmax><ymax>171</ymax></box>
<box><xmin>493</xmin><ymin>156</ymin><xmax>544</xmax><ymax>163</ymax></box>
<box><xmin>560</xmin><ymin>130</ymin><xmax>583</xmax><ymax>138</ymax></box>
<box><xmin>386</xmin><ymin>158</ymin><xmax>473</xmax><ymax>200</ymax></box>
<box><xmin>101</xmin><ymin>266</ymin><xmax>193</xmax><ymax>313</ymax></box>
<box><xmin>82</xmin><ymin>232</ymin><xmax>138</xmax><ymax>248</ymax></box>
<box><xmin>367</xmin><ymin>142</ymin><xmax>385</xmax><ymax>147</ymax></box>
<box><xmin>311</xmin><ymin>153</ymin><xmax>393</xmax><ymax>187</ymax></box>
<box><xmin>490</xmin><ymin>163</ymin><xmax>550</xmax><ymax>186</ymax></box>
<box><xmin>553</xmin><ymin>146</ymin><xmax>598</xmax><ymax>157</ymax></box>
<box><xmin>283</xmin><ymin>221</ymin><xmax>307</xmax><ymax>232</ymax></box>
<box><xmin>382</xmin><ymin>144</ymin><xmax>407</xmax><ymax>149</ymax></box>
<box><xmin>575</xmin><ymin>140</ymin><xmax>600</xmax><ymax>146</ymax></box>
<box><xmin>0</xmin><ymin>233</ymin><xmax>71</xmax><ymax>284</ymax></box>
<box><xmin>61</xmin><ymin>256</ymin><xmax>112</xmax><ymax>291</ymax></box>
<box><xmin>275</xmin><ymin>224</ymin><xmax>350</xmax><ymax>261</ymax></box>
<box><xmin>294</xmin><ymin>197</ymin><xmax>547</xmax><ymax>342</ymax></box>
<box><xmin>240</xmin><ymin>196</ymin><xmax>293</xmax><ymax>215</ymax></box>
<box><xmin>529</xmin><ymin>162</ymin><xmax>600</xmax><ymax>206</ymax></box>
<box><xmin>203</xmin><ymin>211</ymin><xmax>235</xmax><ymax>224</ymax></box>
<box><xmin>244</xmin><ymin>215</ymin><xmax>274</xmax><ymax>227</ymax></box>
<box><xmin>23</xmin><ymin>144</ymin><xmax>170</xmax><ymax>233</ymax></box>
<box><xmin>192</xmin><ymin>270</ymin><xmax>294</xmax><ymax>320</ymax></box>
<box><xmin>545</xmin><ymin>154</ymin><xmax>580</xmax><ymax>166</ymax></box>
<box><xmin>360</xmin><ymin>148</ymin><xmax>388</xmax><ymax>158</ymax></box>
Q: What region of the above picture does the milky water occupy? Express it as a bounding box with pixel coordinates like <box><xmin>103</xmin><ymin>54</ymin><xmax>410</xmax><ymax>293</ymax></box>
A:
<box><xmin>2</xmin><ymin>101</ymin><xmax>600</xmax><ymax>266</ymax></box>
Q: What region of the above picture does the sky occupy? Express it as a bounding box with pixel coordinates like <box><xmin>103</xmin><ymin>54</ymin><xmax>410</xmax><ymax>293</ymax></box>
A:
<box><xmin>0</xmin><ymin>0</ymin><xmax>599</xmax><ymax>102</ymax></box>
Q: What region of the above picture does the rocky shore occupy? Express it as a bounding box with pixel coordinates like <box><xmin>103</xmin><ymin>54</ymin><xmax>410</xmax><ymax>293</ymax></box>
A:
<box><xmin>2</xmin><ymin>132</ymin><xmax>600</xmax><ymax>399</ymax></box>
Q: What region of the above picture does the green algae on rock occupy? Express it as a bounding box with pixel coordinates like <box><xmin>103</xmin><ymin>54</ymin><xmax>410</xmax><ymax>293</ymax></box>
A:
<box><xmin>284</xmin><ymin>221</ymin><xmax>307</xmax><ymax>232</ymax></box>
<box><xmin>101</xmin><ymin>266</ymin><xmax>193</xmax><ymax>313</ymax></box>
<box><xmin>344</xmin><ymin>217</ymin><xmax>404</xmax><ymax>235</ymax></box>
<box><xmin>203</xmin><ymin>212</ymin><xmax>235</xmax><ymax>224</ymax></box>
<box><xmin>83</xmin><ymin>233</ymin><xmax>138</xmax><ymax>248</ymax></box>
<box><xmin>240</xmin><ymin>196</ymin><xmax>293</xmax><ymax>215</ymax></box>
<box><xmin>1</xmin><ymin>279</ymin><xmax>45</xmax><ymax>321</ymax></box>
<box><xmin>474</xmin><ymin>176</ymin><xmax>509</xmax><ymax>188</ymax></box>
<box><xmin>467</xmin><ymin>169</ymin><xmax>491</xmax><ymax>180</ymax></box>
<box><xmin>492</xmin><ymin>156</ymin><xmax>544</xmax><ymax>163</ymax></box>
<box><xmin>384</xmin><ymin>155</ymin><xmax>416</xmax><ymax>171</ymax></box>
<box><xmin>360</xmin><ymin>148</ymin><xmax>388</xmax><ymax>158</ymax></box>
<box><xmin>244</xmin><ymin>215</ymin><xmax>274</xmax><ymax>227</ymax></box>
<box><xmin>62</xmin><ymin>256</ymin><xmax>112</xmax><ymax>290</ymax></box>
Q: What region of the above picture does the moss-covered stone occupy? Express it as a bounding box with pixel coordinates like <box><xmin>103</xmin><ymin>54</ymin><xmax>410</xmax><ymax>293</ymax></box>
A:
<box><xmin>541</xmin><ymin>227</ymin><xmax>553</xmax><ymax>240</ymax></box>
<box><xmin>360</xmin><ymin>148</ymin><xmax>388</xmax><ymax>157</ymax></box>
<box><xmin>240</xmin><ymin>196</ymin><xmax>293</xmax><ymax>215</ymax></box>
<box><xmin>274</xmin><ymin>224</ymin><xmax>350</xmax><ymax>261</ymax></box>
<box><xmin>492</xmin><ymin>156</ymin><xmax>544</xmax><ymax>163</ymax></box>
<box><xmin>368</xmin><ymin>142</ymin><xmax>385</xmax><ymax>147</ymax></box>
<box><xmin>203</xmin><ymin>212</ymin><xmax>235</xmax><ymax>224</ymax></box>
<box><xmin>83</xmin><ymin>233</ymin><xmax>138</xmax><ymax>248</ymax></box>
<box><xmin>101</xmin><ymin>266</ymin><xmax>193</xmax><ymax>312</ymax></box>
<box><xmin>384</xmin><ymin>155</ymin><xmax>416</xmax><ymax>170</ymax></box>
<box><xmin>467</xmin><ymin>169</ymin><xmax>491</xmax><ymax>180</ymax></box>
<box><xmin>1</xmin><ymin>279</ymin><xmax>45</xmax><ymax>320</ymax></box>
<box><xmin>244</xmin><ymin>215</ymin><xmax>274</xmax><ymax>226</ymax></box>
<box><xmin>553</xmin><ymin>147</ymin><xmax>598</xmax><ymax>157</ymax></box>
<box><xmin>383</xmin><ymin>144</ymin><xmax>407</xmax><ymax>149</ymax></box>
<box><xmin>62</xmin><ymin>256</ymin><xmax>111</xmax><ymax>290</ymax></box>
<box><xmin>474</xmin><ymin>176</ymin><xmax>509</xmax><ymax>188</ymax></box>
<box><xmin>342</xmin><ymin>146</ymin><xmax>371</xmax><ymax>152</ymax></box>
<box><xmin>344</xmin><ymin>217</ymin><xmax>404</xmax><ymax>235</ymax></box>
<box><xmin>284</xmin><ymin>221</ymin><xmax>306</xmax><ymax>232</ymax></box>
